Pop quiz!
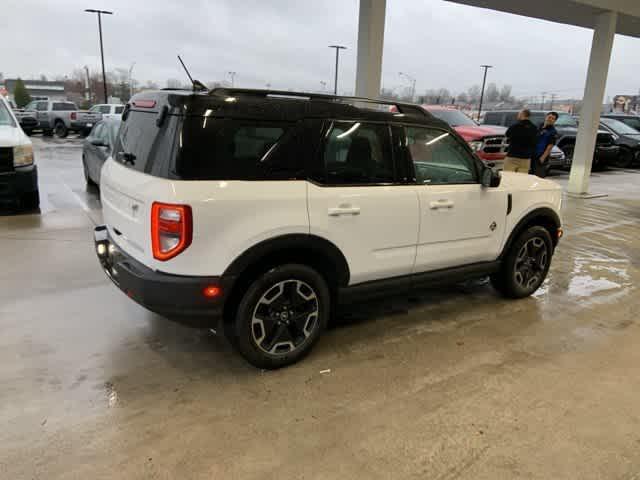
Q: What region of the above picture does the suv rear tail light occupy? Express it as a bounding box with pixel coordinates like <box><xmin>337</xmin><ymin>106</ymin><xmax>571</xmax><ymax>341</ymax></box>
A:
<box><xmin>71</xmin><ymin>112</ymin><xmax>77</xmax><ymax>120</ymax></box>
<box><xmin>151</xmin><ymin>202</ymin><xmax>192</xmax><ymax>261</ymax></box>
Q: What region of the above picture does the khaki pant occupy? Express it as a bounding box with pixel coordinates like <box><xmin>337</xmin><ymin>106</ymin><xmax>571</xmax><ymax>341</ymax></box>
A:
<box><xmin>503</xmin><ymin>157</ymin><xmax>531</xmax><ymax>174</ymax></box>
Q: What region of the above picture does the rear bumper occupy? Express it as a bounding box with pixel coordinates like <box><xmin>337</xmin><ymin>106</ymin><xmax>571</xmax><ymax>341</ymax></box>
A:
<box><xmin>71</xmin><ymin>121</ymin><xmax>95</xmax><ymax>130</ymax></box>
<box><xmin>94</xmin><ymin>225</ymin><xmax>233</xmax><ymax>328</ymax></box>
<box><xmin>0</xmin><ymin>165</ymin><xmax>38</xmax><ymax>200</ymax></box>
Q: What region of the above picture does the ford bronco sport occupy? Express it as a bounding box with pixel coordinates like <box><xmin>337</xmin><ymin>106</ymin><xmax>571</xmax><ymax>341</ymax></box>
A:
<box><xmin>94</xmin><ymin>88</ymin><xmax>563</xmax><ymax>368</ymax></box>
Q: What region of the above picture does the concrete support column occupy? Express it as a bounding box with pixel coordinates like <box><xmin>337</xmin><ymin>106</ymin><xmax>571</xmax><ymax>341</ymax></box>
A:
<box><xmin>355</xmin><ymin>0</ymin><xmax>387</xmax><ymax>99</ymax></box>
<box><xmin>568</xmin><ymin>10</ymin><xmax>617</xmax><ymax>195</ymax></box>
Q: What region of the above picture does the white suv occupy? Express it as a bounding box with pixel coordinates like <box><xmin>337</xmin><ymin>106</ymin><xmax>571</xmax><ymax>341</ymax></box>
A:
<box><xmin>94</xmin><ymin>89</ymin><xmax>563</xmax><ymax>368</ymax></box>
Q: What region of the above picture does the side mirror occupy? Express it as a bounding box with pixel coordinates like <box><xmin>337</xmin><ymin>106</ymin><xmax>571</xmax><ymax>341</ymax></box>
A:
<box><xmin>481</xmin><ymin>167</ymin><xmax>501</xmax><ymax>188</ymax></box>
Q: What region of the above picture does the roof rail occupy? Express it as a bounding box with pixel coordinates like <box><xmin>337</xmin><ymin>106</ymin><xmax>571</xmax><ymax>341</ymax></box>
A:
<box><xmin>209</xmin><ymin>88</ymin><xmax>426</xmax><ymax>116</ymax></box>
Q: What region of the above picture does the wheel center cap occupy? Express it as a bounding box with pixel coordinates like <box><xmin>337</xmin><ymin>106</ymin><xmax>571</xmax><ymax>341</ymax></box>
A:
<box><xmin>280</xmin><ymin>311</ymin><xmax>289</xmax><ymax>321</ymax></box>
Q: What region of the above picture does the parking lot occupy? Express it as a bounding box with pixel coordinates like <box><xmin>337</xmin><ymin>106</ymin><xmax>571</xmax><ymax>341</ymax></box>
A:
<box><xmin>2</xmin><ymin>136</ymin><xmax>640</xmax><ymax>479</ymax></box>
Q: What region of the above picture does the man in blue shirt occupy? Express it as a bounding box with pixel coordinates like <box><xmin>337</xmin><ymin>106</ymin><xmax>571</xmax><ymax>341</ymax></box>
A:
<box><xmin>532</xmin><ymin>112</ymin><xmax>559</xmax><ymax>177</ymax></box>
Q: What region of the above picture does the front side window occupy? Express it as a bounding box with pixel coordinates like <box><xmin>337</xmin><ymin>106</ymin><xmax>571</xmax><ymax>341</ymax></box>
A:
<box><xmin>322</xmin><ymin>122</ymin><xmax>394</xmax><ymax>185</ymax></box>
<box><xmin>555</xmin><ymin>114</ymin><xmax>577</xmax><ymax>127</ymax></box>
<box><xmin>405</xmin><ymin>127</ymin><xmax>477</xmax><ymax>185</ymax></box>
<box><xmin>36</xmin><ymin>102</ymin><xmax>48</xmax><ymax>111</ymax></box>
<box><xmin>115</xmin><ymin>106</ymin><xmax>124</xmax><ymax>114</ymax></box>
<box><xmin>99</xmin><ymin>105</ymin><xmax>111</xmax><ymax>114</ymax></box>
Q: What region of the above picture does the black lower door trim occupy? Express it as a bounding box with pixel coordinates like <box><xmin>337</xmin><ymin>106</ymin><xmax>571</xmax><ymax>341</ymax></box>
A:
<box><xmin>338</xmin><ymin>261</ymin><xmax>501</xmax><ymax>304</ymax></box>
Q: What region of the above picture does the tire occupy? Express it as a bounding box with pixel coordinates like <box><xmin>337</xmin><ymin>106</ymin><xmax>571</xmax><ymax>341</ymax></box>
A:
<box><xmin>54</xmin><ymin>121</ymin><xmax>68</xmax><ymax>138</ymax></box>
<box><xmin>491</xmin><ymin>226</ymin><xmax>553</xmax><ymax>299</ymax></box>
<box><xmin>614</xmin><ymin>147</ymin><xmax>633</xmax><ymax>168</ymax></box>
<box><xmin>21</xmin><ymin>190</ymin><xmax>40</xmax><ymax>211</ymax></box>
<box><xmin>560</xmin><ymin>143</ymin><xmax>574</xmax><ymax>163</ymax></box>
<box><xmin>231</xmin><ymin>264</ymin><xmax>330</xmax><ymax>369</ymax></box>
<box><xmin>83</xmin><ymin>157</ymin><xmax>97</xmax><ymax>187</ymax></box>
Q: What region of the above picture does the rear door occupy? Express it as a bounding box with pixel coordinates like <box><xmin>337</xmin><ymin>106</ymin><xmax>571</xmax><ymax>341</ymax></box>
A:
<box><xmin>404</xmin><ymin>125</ymin><xmax>507</xmax><ymax>272</ymax></box>
<box><xmin>101</xmin><ymin>105</ymin><xmax>179</xmax><ymax>263</ymax></box>
<box><xmin>307</xmin><ymin>121</ymin><xmax>419</xmax><ymax>285</ymax></box>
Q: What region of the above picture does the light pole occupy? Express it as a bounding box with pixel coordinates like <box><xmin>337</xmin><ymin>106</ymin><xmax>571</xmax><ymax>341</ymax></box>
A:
<box><xmin>398</xmin><ymin>72</ymin><xmax>416</xmax><ymax>102</ymax></box>
<box><xmin>477</xmin><ymin>64</ymin><xmax>493</xmax><ymax>122</ymax></box>
<box><xmin>85</xmin><ymin>9</ymin><xmax>113</xmax><ymax>104</ymax></box>
<box><xmin>228</xmin><ymin>71</ymin><xmax>236</xmax><ymax>87</ymax></box>
<box><xmin>328</xmin><ymin>45</ymin><xmax>346</xmax><ymax>95</ymax></box>
<box><xmin>83</xmin><ymin>65</ymin><xmax>91</xmax><ymax>102</ymax></box>
<box><xmin>128</xmin><ymin>62</ymin><xmax>136</xmax><ymax>99</ymax></box>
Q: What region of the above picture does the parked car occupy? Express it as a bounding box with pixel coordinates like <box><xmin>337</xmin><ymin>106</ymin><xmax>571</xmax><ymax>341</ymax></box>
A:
<box><xmin>88</xmin><ymin>104</ymin><xmax>125</xmax><ymax>120</ymax></box>
<box><xmin>82</xmin><ymin>118</ymin><xmax>122</xmax><ymax>187</ymax></box>
<box><xmin>94</xmin><ymin>89</ymin><xmax>562</xmax><ymax>368</ymax></box>
<box><xmin>597</xmin><ymin>117</ymin><xmax>640</xmax><ymax>168</ymax></box>
<box><xmin>602</xmin><ymin>113</ymin><xmax>640</xmax><ymax>132</ymax></box>
<box><xmin>482</xmin><ymin>110</ymin><xmax>618</xmax><ymax>171</ymax></box>
<box><xmin>23</xmin><ymin>100</ymin><xmax>102</xmax><ymax>138</ymax></box>
<box><xmin>8</xmin><ymin>100</ymin><xmax>38</xmax><ymax>135</ymax></box>
<box><xmin>422</xmin><ymin>106</ymin><xmax>508</xmax><ymax>170</ymax></box>
<box><xmin>0</xmin><ymin>95</ymin><xmax>39</xmax><ymax>210</ymax></box>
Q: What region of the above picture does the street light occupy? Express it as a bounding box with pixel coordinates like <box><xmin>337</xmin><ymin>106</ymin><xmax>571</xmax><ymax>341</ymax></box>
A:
<box><xmin>228</xmin><ymin>71</ymin><xmax>236</xmax><ymax>88</ymax></box>
<box><xmin>85</xmin><ymin>9</ymin><xmax>113</xmax><ymax>104</ymax></box>
<box><xmin>398</xmin><ymin>72</ymin><xmax>416</xmax><ymax>102</ymax></box>
<box><xmin>328</xmin><ymin>45</ymin><xmax>347</xmax><ymax>95</ymax></box>
<box><xmin>128</xmin><ymin>62</ymin><xmax>136</xmax><ymax>99</ymax></box>
<box><xmin>477</xmin><ymin>64</ymin><xmax>493</xmax><ymax>122</ymax></box>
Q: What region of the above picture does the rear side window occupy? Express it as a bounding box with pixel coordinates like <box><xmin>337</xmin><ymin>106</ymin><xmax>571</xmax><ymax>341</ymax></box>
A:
<box><xmin>176</xmin><ymin>119</ymin><xmax>303</xmax><ymax>181</ymax></box>
<box><xmin>321</xmin><ymin>122</ymin><xmax>394</xmax><ymax>185</ymax></box>
<box><xmin>483</xmin><ymin>112</ymin><xmax>501</xmax><ymax>125</ymax></box>
<box><xmin>504</xmin><ymin>112</ymin><xmax>518</xmax><ymax>127</ymax></box>
<box><xmin>52</xmin><ymin>102</ymin><xmax>76</xmax><ymax>111</ymax></box>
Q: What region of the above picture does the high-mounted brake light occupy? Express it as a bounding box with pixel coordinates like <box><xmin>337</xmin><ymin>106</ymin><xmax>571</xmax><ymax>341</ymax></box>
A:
<box><xmin>151</xmin><ymin>202</ymin><xmax>192</xmax><ymax>261</ymax></box>
<box><xmin>133</xmin><ymin>99</ymin><xmax>156</xmax><ymax>109</ymax></box>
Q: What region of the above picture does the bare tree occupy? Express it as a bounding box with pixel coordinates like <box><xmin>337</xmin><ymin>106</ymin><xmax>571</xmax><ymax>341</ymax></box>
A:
<box><xmin>468</xmin><ymin>85</ymin><xmax>481</xmax><ymax>103</ymax></box>
<box><xmin>499</xmin><ymin>85</ymin><xmax>513</xmax><ymax>103</ymax></box>
<box><xmin>486</xmin><ymin>83</ymin><xmax>500</xmax><ymax>103</ymax></box>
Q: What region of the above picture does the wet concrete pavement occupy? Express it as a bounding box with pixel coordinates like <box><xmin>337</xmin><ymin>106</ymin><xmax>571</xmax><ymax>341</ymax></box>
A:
<box><xmin>2</xmin><ymin>137</ymin><xmax>640</xmax><ymax>479</ymax></box>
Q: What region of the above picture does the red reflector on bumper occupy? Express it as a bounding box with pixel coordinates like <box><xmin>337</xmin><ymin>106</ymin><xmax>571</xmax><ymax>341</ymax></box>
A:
<box><xmin>203</xmin><ymin>286</ymin><xmax>221</xmax><ymax>298</ymax></box>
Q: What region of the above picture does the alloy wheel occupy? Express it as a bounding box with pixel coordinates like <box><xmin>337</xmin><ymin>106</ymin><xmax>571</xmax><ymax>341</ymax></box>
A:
<box><xmin>514</xmin><ymin>237</ymin><xmax>548</xmax><ymax>290</ymax></box>
<box><xmin>251</xmin><ymin>279</ymin><xmax>319</xmax><ymax>355</ymax></box>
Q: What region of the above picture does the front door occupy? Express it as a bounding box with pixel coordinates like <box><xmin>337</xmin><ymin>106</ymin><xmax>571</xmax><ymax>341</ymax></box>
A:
<box><xmin>404</xmin><ymin>126</ymin><xmax>507</xmax><ymax>273</ymax></box>
<box><xmin>307</xmin><ymin>121</ymin><xmax>419</xmax><ymax>285</ymax></box>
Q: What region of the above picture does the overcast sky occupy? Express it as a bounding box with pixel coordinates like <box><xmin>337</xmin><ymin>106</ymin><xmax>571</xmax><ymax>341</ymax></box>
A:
<box><xmin>2</xmin><ymin>0</ymin><xmax>640</xmax><ymax>101</ymax></box>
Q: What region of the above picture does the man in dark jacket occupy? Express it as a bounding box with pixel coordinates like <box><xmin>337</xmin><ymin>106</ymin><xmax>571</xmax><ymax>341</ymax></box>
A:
<box><xmin>504</xmin><ymin>109</ymin><xmax>538</xmax><ymax>173</ymax></box>
<box><xmin>531</xmin><ymin>112</ymin><xmax>559</xmax><ymax>177</ymax></box>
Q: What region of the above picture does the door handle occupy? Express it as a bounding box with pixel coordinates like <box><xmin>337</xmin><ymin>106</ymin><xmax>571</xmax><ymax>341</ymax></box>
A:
<box><xmin>429</xmin><ymin>199</ymin><xmax>454</xmax><ymax>210</ymax></box>
<box><xmin>328</xmin><ymin>206</ymin><xmax>361</xmax><ymax>216</ymax></box>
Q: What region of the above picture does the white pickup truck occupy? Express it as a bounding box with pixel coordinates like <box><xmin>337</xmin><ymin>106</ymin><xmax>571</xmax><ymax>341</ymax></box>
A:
<box><xmin>24</xmin><ymin>100</ymin><xmax>102</xmax><ymax>138</ymax></box>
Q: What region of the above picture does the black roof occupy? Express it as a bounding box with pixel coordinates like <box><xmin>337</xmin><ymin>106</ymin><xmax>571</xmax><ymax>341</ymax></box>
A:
<box><xmin>129</xmin><ymin>88</ymin><xmax>448</xmax><ymax>128</ymax></box>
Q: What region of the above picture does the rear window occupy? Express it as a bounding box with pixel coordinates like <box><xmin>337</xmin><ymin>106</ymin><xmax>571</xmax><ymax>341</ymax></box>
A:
<box><xmin>114</xmin><ymin>110</ymin><xmax>307</xmax><ymax>180</ymax></box>
<box><xmin>52</xmin><ymin>102</ymin><xmax>76</xmax><ymax>111</ymax></box>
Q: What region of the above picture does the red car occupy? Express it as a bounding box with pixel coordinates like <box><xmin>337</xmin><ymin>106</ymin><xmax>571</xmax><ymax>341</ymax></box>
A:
<box><xmin>422</xmin><ymin>106</ymin><xmax>508</xmax><ymax>169</ymax></box>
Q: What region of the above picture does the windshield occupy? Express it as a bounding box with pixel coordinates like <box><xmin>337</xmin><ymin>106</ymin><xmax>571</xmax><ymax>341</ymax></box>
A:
<box><xmin>601</xmin><ymin>117</ymin><xmax>640</xmax><ymax>135</ymax></box>
<box><xmin>0</xmin><ymin>100</ymin><xmax>16</xmax><ymax>127</ymax></box>
<box><xmin>555</xmin><ymin>113</ymin><xmax>577</xmax><ymax>127</ymax></box>
<box><xmin>428</xmin><ymin>109</ymin><xmax>477</xmax><ymax>127</ymax></box>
